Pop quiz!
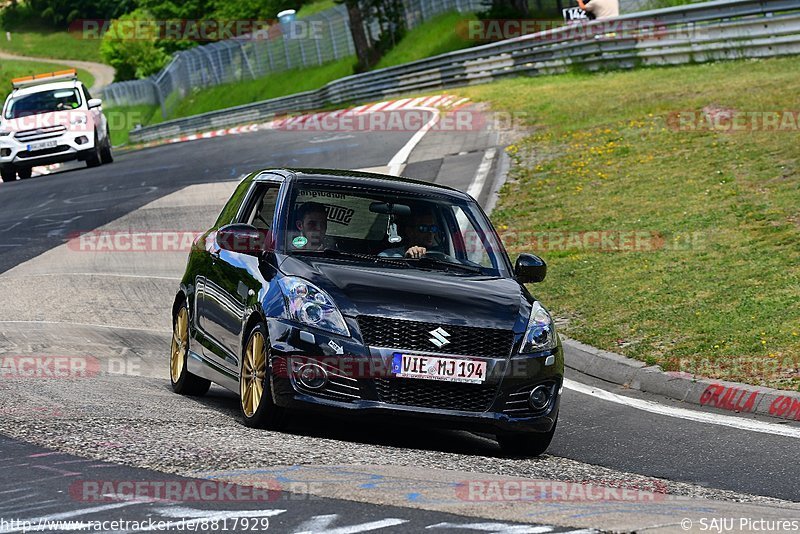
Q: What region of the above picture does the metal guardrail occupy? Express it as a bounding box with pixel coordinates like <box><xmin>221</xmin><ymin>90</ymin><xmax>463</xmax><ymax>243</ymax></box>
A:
<box><xmin>128</xmin><ymin>0</ymin><xmax>800</xmax><ymax>144</ymax></box>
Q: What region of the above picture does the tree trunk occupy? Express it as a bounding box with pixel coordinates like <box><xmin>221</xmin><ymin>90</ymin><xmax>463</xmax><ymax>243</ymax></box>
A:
<box><xmin>513</xmin><ymin>0</ymin><xmax>530</xmax><ymax>17</ymax></box>
<box><xmin>345</xmin><ymin>1</ymin><xmax>372</xmax><ymax>70</ymax></box>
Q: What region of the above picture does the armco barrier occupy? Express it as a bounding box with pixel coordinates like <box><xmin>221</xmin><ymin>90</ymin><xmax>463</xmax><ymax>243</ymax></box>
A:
<box><xmin>128</xmin><ymin>0</ymin><xmax>800</xmax><ymax>144</ymax></box>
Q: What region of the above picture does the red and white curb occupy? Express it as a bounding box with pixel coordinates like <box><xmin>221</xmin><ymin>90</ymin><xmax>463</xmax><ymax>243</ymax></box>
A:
<box><xmin>133</xmin><ymin>94</ymin><xmax>471</xmax><ymax>150</ymax></box>
<box><xmin>30</xmin><ymin>163</ymin><xmax>63</xmax><ymax>178</ymax></box>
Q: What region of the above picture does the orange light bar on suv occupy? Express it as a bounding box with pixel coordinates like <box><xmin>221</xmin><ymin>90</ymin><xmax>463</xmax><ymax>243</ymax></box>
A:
<box><xmin>11</xmin><ymin>69</ymin><xmax>78</xmax><ymax>89</ymax></box>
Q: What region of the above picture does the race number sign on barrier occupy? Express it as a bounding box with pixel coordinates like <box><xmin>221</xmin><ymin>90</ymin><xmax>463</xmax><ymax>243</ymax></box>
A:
<box><xmin>563</xmin><ymin>6</ymin><xmax>589</xmax><ymax>23</ymax></box>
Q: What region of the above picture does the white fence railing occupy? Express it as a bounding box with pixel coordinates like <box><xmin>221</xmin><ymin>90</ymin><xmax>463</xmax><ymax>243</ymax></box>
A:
<box><xmin>101</xmin><ymin>0</ymin><xmax>484</xmax><ymax>118</ymax></box>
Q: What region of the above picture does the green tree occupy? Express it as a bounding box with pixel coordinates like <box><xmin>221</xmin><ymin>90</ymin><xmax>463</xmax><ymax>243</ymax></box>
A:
<box><xmin>100</xmin><ymin>9</ymin><xmax>170</xmax><ymax>81</ymax></box>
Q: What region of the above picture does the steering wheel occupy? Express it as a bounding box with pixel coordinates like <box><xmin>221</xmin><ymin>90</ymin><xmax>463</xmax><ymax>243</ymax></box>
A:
<box><xmin>422</xmin><ymin>250</ymin><xmax>450</xmax><ymax>260</ymax></box>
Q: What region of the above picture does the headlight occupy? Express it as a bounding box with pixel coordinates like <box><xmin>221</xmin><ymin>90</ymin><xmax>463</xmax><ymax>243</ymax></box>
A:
<box><xmin>70</xmin><ymin>114</ymin><xmax>88</xmax><ymax>125</ymax></box>
<box><xmin>521</xmin><ymin>301</ymin><xmax>557</xmax><ymax>353</ymax></box>
<box><xmin>0</xmin><ymin>130</ymin><xmax>10</xmax><ymax>137</ymax></box>
<box><xmin>278</xmin><ymin>276</ymin><xmax>349</xmax><ymax>337</ymax></box>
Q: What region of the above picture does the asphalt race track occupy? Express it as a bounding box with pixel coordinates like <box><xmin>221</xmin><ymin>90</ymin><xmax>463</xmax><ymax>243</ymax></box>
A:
<box><xmin>0</xmin><ymin>104</ymin><xmax>798</xmax><ymax>533</ymax></box>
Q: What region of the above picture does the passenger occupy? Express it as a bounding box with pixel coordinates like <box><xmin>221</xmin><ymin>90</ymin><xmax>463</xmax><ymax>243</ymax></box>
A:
<box><xmin>381</xmin><ymin>209</ymin><xmax>440</xmax><ymax>258</ymax></box>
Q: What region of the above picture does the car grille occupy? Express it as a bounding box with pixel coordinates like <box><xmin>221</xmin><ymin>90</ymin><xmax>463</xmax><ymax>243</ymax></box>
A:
<box><xmin>375</xmin><ymin>377</ymin><xmax>497</xmax><ymax>412</ymax></box>
<box><xmin>14</xmin><ymin>125</ymin><xmax>67</xmax><ymax>142</ymax></box>
<box><xmin>357</xmin><ymin>315</ymin><xmax>514</xmax><ymax>358</ymax></box>
<box><xmin>17</xmin><ymin>145</ymin><xmax>70</xmax><ymax>159</ymax></box>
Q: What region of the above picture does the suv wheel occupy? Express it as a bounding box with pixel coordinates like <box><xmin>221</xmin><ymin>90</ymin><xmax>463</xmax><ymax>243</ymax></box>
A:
<box><xmin>100</xmin><ymin>127</ymin><xmax>114</xmax><ymax>164</ymax></box>
<box><xmin>86</xmin><ymin>132</ymin><xmax>102</xmax><ymax>168</ymax></box>
<box><xmin>16</xmin><ymin>167</ymin><xmax>32</xmax><ymax>180</ymax></box>
<box><xmin>0</xmin><ymin>167</ymin><xmax>15</xmax><ymax>182</ymax></box>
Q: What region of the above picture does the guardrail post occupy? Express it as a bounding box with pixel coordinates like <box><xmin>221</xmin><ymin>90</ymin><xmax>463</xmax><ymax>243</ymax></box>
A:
<box><xmin>267</xmin><ymin>41</ymin><xmax>275</xmax><ymax>70</ymax></box>
<box><xmin>283</xmin><ymin>36</ymin><xmax>292</xmax><ymax>69</ymax></box>
<box><xmin>150</xmin><ymin>78</ymin><xmax>167</xmax><ymax>120</ymax></box>
<box><xmin>322</xmin><ymin>11</ymin><xmax>340</xmax><ymax>59</ymax></box>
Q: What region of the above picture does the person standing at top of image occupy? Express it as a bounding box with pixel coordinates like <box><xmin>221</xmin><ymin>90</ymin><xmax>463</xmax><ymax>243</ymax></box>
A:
<box><xmin>576</xmin><ymin>0</ymin><xmax>619</xmax><ymax>20</ymax></box>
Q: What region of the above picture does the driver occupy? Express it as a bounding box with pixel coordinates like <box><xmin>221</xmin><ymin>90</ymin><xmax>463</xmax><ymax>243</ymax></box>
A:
<box><xmin>293</xmin><ymin>201</ymin><xmax>329</xmax><ymax>250</ymax></box>
<box><xmin>380</xmin><ymin>208</ymin><xmax>440</xmax><ymax>258</ymax></box>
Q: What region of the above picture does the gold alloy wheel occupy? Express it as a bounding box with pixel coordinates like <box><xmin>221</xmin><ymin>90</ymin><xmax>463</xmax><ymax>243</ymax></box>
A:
<box><xmin>170</xmin><ymin>307</ymin><xmax>188</xmax><ymax>383</ymax></box>
<box><xmin>241</xmin><ymin>330</ymin><xmax>266</xmax><ymax>417</ymax></box>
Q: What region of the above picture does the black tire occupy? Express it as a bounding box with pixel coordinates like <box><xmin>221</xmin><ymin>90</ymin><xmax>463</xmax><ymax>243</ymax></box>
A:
<box><xmin>497</xmin><ymin>416</ymin><xmax>558</xmax><ymax>457</ymax></box>
<box><xmin>240</xmin><ymin>323</ymin><xmax>286</xmax><ymax>429</ymax></box>
<box><xmin>0</xmin><ymin>167</ymin><xmax>15</xmax><ymax>182</ymax></box>
<box><xmin>100</xmin><ymin>128</ymin><xmax>114</xmax><ymax>164</ymax></box>
<box><xmin>85</xmin><ymin>132</ymin><xmax>102</xmax><ymax>168</ymax></box>
<box><xmin>170</xmin><ymin>302</ymin><xmax>211</xmax><ymax>396</ymax></box>
<box><xmin>16</xmin><ymin>167</ymin><xmax>32</xmax><ymax>180</ymax></box>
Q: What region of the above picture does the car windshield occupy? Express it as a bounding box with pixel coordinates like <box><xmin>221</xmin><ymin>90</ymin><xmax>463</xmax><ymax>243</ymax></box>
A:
<box><xmin>282</xmin><ymin>183</ymin><xmax>510</xmax><ymax>276</ymax></box>
<box><xmin>4</xmin><ymin>88</ymin><xmax>82</xmax><ymax>119</ymax></box>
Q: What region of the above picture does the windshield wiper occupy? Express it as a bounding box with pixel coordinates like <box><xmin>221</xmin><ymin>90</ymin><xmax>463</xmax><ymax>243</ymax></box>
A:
<box><xmin>405</xmin><ymin>256</ymin><xmax>484</xmax><ymax>274</ymax></box>
<box><xmin>296</xmin><ymin>248</ymin><xmax>410</xmax><ymax>267</ymax></box>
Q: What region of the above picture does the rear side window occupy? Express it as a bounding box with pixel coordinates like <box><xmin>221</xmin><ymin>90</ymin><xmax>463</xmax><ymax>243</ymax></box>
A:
<box><xmin>214</xmin><ymin>178</ymin><xmax>254</xmax><ymax>228</ymax></box>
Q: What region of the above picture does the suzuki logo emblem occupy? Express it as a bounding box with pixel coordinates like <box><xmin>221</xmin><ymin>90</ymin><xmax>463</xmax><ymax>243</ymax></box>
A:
<box><xmin>429</xmin><ymin>327</ymin><xmax>451</xmax><ymax>348</ymax></box>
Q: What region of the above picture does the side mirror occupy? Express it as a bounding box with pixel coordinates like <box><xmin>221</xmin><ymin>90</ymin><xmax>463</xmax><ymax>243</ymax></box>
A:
<box><xmin>88</xmin><ymin>98</ymin><xmax>103</xmax><ymax>109</ymax></box>
<box><xmin>216</xmin><ymin>224</ymin><xmax>273</xmax><ymax>256</ymax></box>
<box><xmin>515</xmin><ymin>253</ymin><xmax>546</xmax><ymax>283</ymax></box>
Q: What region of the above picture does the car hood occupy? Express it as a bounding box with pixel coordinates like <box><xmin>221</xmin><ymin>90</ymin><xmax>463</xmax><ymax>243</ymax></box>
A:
<box><xmin>278</xmin><ymin>255</ymin><xmax>532</xmax><ymax>331</ymax></box>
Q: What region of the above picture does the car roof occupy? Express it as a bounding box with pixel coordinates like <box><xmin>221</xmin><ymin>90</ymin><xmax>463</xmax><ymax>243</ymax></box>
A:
<box><xmin>254</xmin><ymin>168</ymin><xmax>472</xmax><ymax>200</ymax></box>
<box><xmin>10</xmin><ymin>80</ymin><xmax>82</xmax><ymax>98</ymax></box>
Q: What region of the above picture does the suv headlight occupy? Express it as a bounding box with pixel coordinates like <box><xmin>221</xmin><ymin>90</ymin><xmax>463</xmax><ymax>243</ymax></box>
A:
<box><xmin>70</xmin><ymin>114</ymin><xmax>88</xmax><ymax>125</ymax></box>
<box><xmin>278</xmin><ymin>276</ymin><xmax>349</xmax><ymax>337</ymax></box>
<box><xmin>521</xmin><ymin>301</ymin><xmax>557</xmax><ymax>353</ymax></box>
<box><xmin>0</xmin><ymin>130</ymin><xmax>10</xmax><ymax>137</ymax></box>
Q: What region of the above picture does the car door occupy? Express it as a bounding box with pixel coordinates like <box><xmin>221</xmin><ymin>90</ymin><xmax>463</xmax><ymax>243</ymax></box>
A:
<box><xmin>198</xmin><ymin>181</ymin><xmax>282</xmax><ymax>373</ymax></box>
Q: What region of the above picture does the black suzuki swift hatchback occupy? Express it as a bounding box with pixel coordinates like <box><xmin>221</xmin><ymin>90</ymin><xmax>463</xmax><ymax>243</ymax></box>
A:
<box><xmin>170</xmin><ymin>168</ymin><xmax>563</xmax><ymax>456</ymax></box>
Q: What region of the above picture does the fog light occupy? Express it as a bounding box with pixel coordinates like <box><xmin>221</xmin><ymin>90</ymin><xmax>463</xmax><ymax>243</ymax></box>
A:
<box><xmin>75</xmin><ymin>136</ymin><xmax>88</xmax><ymax>145</ymax></box>
<box><xmin>0</xmin><ymin>148</ymin><xmax>10</xmax><ymax>157</ymax></box>
<box><xmin>298</xmin><ymin>363</ymin><xmax>328</xmax><ymax>390</ymax></box>
<box><xmin>528</xmin><ymin>385</ymin><xmax>551</xmax><ymax>410</ymax></box>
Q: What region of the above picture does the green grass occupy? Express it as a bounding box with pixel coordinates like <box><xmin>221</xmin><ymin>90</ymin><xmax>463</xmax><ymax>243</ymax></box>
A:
<box><xmin>454</xmin><ymin>57</ymin><xmax>800</xmax><ymax>390</ymax></box>
<box><xmin>0</xmin><ymin>28</ymin><xmax>104</xmax><ymax>63</ymax></box>
<box><xmin>296</xmin><ymin>0</ymin><xmax>337</xmax><ymax>19</ymax></box>
<box><xmin>105</xmin><ymin>104</ymin><xmax>159</xmax><ymax>146</ymax></box>
<box><xmin>375</xmin><ymin>11</ymin><xmax>475</xmax><ymax>70</ymax></box>
<box><xmin>1</xmin><ymin>58</ymin><xmax>94</xmax><ymax>101</ymax></box>
<box><xmin>166</xmin><ymin>57</ymin><xmax>356</xmax><ymax>120</ymax></box>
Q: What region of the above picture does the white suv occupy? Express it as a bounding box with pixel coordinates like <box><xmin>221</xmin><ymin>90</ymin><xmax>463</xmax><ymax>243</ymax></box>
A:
<box><xmin>0</xmin><ymin>69</ymin><xmax>113</xmax><ymax>182</ymax></box>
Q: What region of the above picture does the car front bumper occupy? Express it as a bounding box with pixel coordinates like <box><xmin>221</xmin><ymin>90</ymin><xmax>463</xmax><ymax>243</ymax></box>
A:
<box><xmin>0</xmin><ymin>130</ymin><xmax>96</xmax><ymax>168</ymax></box>
<box><xmin>266</xmin><ymin>318</ymin><xmax>563</xmax><ymax>435</ymax></box>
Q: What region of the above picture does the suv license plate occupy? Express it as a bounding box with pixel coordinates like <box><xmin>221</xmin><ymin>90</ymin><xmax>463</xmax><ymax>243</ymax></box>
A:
<box><xmin>27</xmin><ymin>140</ymin><xmax>58</xmax><ymax>152</ymax></box>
